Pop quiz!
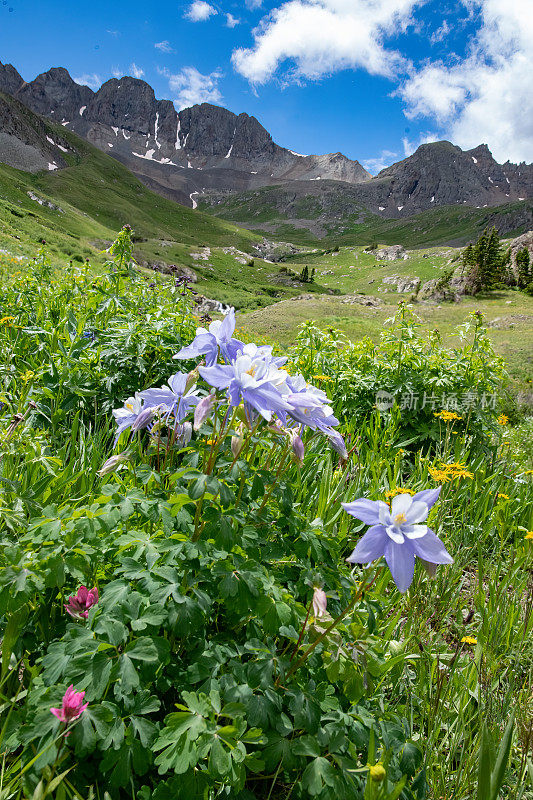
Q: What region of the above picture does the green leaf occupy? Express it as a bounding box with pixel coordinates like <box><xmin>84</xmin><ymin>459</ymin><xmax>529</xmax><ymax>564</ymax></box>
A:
<box><xmin>209</xmin><ymin>737</ymin><xmax>231</xmax><ymax>776</ymax></box>
<box><xmin>400</xmin><ymin>742</ymin><xmax>422</xmax><ymax>776</ymax></box>
<box><xmin>490</xmin><ymin>714</ymin><xmax>514</xmax><ymax>800</ymax></box>
<box><xmin>477</xmin><ymin>724</ymin><xmax>493</xmax><ymax>800</ymax></box>
<box><xmin>1</xmin><ymin>604</ymin><xmax>28</xmax><ymax>677</ymax></box>
<box><xmin>302</xmin><ymin>757</ymin><xmax>336</xmax><ymax>796</ymax></box>
<box><xmin>125</xmin><ymin>637</ymin><xmax>159</xmax><ymax>662</ymax></box>
<box><xmin>292</xmin><ymin>735</ymin><xmax>321</xmax><ymax>758</ymax></box>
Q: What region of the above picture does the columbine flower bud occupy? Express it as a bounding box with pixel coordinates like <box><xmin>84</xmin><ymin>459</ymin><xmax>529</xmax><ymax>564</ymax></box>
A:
<box><xmin>131</xmin><ymin>407</ymin><xmax>154</xmax><ymax>432</ymax></box>
<box><xmin>194</xmin><ymin>393</ymin><xmax>216</xmax><ymax>430</ymax></box>
<box><xmin>65</xmin><ymin>586</ymin><xmax>99</xmax><ymax>619</ymax></box>
<box><xmin>328</xmin><ymin>431</ymin><xmax>348</xmax><ymax>459</ymax></box>
<box><xmin>98</xmin><ymin>453</ymin><xmax>128</xmax><ymax>476</ymax></box>
<box><xmin>184</xmin><ymin>367</ymin><xmax>200</xmax><ymax>394</ymax></box>
<box><xmin>290</xmin><ymin>431</ymin><xmax>305</xmax><ymax>466</ymax></box>
<box><xmin>312</xmin><ymin>587</ymin><xmax>328</xmax><ymax>618</ymax></box>
<box><xmin>231</xmin><ymin>427</ymin><xmax>245</xmax><ymax>458</ymax></box>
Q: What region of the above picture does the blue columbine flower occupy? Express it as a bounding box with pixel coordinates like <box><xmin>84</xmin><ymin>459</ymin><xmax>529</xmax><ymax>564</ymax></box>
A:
<box><xmin>139</xmin><ymin>372</ymin><xmax>200</xmax><ymax>422</ymax></box>
<box><xmin>199</xmin><ymin>352</ymin><xmax>292</xmax><ymax>422</ymax></box>
<box><xmin>342</xmin><ymin>488</ymin><xmax>452</xmax><ymax>592</ymax></box>
<box><xmin>285</xmin><ymin>374</ymin><xmax>340</xmax><ymax>433</ymax></box>
<box><xmin>112</xmin><ymin>394</ymin><xmax>155</xmax><ymax>443</ymax></box>
<box><xmin>173</xmin><ymin>308</ymin><xmax>243</xmax><ymax>366</ymax></box>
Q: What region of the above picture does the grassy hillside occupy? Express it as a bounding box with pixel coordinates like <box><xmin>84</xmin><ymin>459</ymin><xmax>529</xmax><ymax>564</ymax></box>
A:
<box><xmin>0</xmin><ymin>113</ymin><xmax>331</xmax><ymax>308</ymax></box>
<box><xmin>199</xmin><ymin>184</ymin><xmax>533</xmax><ymax>248</ymax></box>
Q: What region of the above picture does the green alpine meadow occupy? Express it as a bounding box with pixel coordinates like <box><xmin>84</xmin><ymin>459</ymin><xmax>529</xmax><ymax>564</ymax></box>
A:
<box><xmin>1</xmin><ymin>15</ymin><xmax>533</xmax><ymax>798</ymax></box>
<box><xmin>0</xmin><ymin>222</ymin><xmax>531</xmax><ymax>799</ymax></box>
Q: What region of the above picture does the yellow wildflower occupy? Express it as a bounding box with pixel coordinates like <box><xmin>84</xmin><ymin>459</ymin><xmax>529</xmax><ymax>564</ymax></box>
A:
<box><xmin>429</xmin><ymin>467</ymin><xmax>452</xmax><ymax>483</ymax></box>
<box><xmin>497</xmin><ymin>414</ymin><xmax>508</xmax><ymax>425</ymax></box>
<box><xmin>461</xmin><ymin>636</ymin><xmax>477</xmax><ymax>645</ymax></box>
<box><xmin>20</xmin><ymin>370</ymin><xmax>35</xmax><ymax>383</ymax></box>
<box><xmin>385</xmin><ymin>487</ymin><xmax>415</xmax><ymax>500</ymax></box>
<box><xmin>313</xmin><ymin>374</ymin><xmax>333</xmax><ymax>383</ymax></box>
<box><xmin>0</xmin><ymin>316</ymin><xmax>15</xmax><ymax>324</ymax></box>
<box><xmin>497</xmin><ymin>493</ymin><xmax>509</xmax><ymax>500</ymax></box>
<box><xmin>434</xmin><ymin>410</ymin><xmax>462</xmax><ymax>422</ymax></box>
<box><xmin>525</xmin><ymin>532</ymin><xmax>533</xmax><ymax>540</ymax></box>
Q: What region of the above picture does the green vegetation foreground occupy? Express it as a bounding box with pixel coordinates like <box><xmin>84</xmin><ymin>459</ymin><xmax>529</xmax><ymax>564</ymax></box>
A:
<box><xmin>0</xmin><ymin>230</ymin><xmax>532</xmax><ymax>800</ymax></box>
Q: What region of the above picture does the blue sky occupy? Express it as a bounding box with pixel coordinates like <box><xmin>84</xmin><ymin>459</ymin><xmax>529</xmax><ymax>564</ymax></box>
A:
<box><xmin>1</xmin><ymin>0</ymin><xmax>531</xmax><ymax>171</ymax></box>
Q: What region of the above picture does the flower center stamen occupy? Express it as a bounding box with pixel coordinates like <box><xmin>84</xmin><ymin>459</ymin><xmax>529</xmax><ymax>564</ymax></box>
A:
<box><xmin>394</xmin><ymin>512</ymin><xmax>407</xmax><ymax>525</ymax></box>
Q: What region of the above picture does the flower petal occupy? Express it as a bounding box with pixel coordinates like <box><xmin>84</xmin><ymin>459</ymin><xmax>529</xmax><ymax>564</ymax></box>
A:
<box><xmin>404</xmin><ymin>500</ymin><xmax>429</xmax><ymax>524</ymax></box>
<box><xmin>412</xmin><ymin>487</ymin><xmax>441</xmax><ymax>509</ymax></box>
<box><xmin>385</xmin><ymin>525</ymin><xmax>405</xmax><ymax>544</ymax></box>
<box><xmin>411</xmin><ymin>529</ymin><xmax>453</xmax><ymax>564</ymax></box>
<box><xmin>403</xmin><ymin>524</ymin><xmax>428</xmax><ymax>540</ymax></box>
<box><xmin>198</xmin><ymin>364</ymin><xmax>234</xmax><ymax>389</ymax></box>
<box><xmin>391</xmin><ymin>493</ymin><xmax>413</xmax><ymax>518</ymax></box>
<box><xmin>346</xmin><ymin>525</ymin><xmax>388</xmax><ymax>563</ymax></box>
<box><xmin>342</xmin><ymin>499</ymin><xmax>389</xmax><ymax>526</ymax></box>
<box><xmin>384</xmin><ymin>540</ymin><xmax>415</xmax><ymax>592</ymax></box>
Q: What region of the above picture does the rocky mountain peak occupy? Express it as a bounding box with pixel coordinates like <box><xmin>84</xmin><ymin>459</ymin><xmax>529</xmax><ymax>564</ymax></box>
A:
<box><xmin>0</xmin><ymin>62</ymin><xmax>23</xmax><ymax>96</ymax></box>
<box><xmin>15</xmin><ymin>65</ymin><xmax>94</xmax><ymax>120</ymax></box>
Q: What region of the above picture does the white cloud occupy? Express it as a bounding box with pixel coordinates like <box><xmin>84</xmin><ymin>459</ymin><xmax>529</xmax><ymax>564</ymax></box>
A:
<box><xmin>73</xmin><ymin>73</ymin><xmax>102</xmax><ymax>90</ymax></box>
<box><xmin>184</xmin><ymin>1</ymin><xmax>217</xmax><ymax>21</ymax></box>
<box><xmin>129</xmin><ymin>63</ymin><xmax>145</xmax><ymax>79</ymax></box>
<box><xmin>232</xmin><ymin>0</ymin><xmax>419</xmax><ymax>84</ymax></box>
<box><xmin>111</xmin><ymin>67</ymin><xmax>122</xmax><ymax>78</ymax></box>
<box><xmin>226</xmin><ymin>12</ymin><xmax>240</xmax><ymax>27</ymax></box>
<box><xmin>165</xmin><ymin>66</ymin><xmax>223</xmax><ymax>109</ymax></box>
<box><xmin>399</xmin><ymin>0</ymin><xmax>533</xmax><ymax>162</ymax></box>
<box><xmin>245</xmin><ymin>0</ymin><xmax>263</xmax><ymax>8</ymax></box>
<box><xmin>362</xmin><ymin>149</ymin><xmax>398</xmax><ymax>174</ymax></box>
<box><xmin>429</xmin><ymin>19</ymin><xmax>450</xmax><ymax>44</ymax></box>
<box><xmin>155</xmin><ymin>40</ymin><xmax>174</xmax><ymax>52</ymax></box>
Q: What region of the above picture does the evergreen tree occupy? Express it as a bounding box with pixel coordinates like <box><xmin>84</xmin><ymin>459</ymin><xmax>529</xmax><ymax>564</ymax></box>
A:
<box><xmin>483</xmin><ymin>227</ymin><xmax>503</xmax><ymax>288</ymax></box>
<box><xmin>516</xmin><ymin>247</ymin><xmax>531</xmax><ymax>288</ymax></box>
<box><xmin>310</xmin><ymin>267</ymin><xmax>315</xmax><ymax>283</ymax></box>
<box><xmin>462</xmin><ymin>243</ymin><xmax>475</xmax><ymax>271</ymax></box>
<box><xmin>299</xmin><ymin>265</ymin><xmax>309</xmax><ymax>282</ymax></box>
<box><xmin>465</xmin><ymin>227</ymin><xmax>504</xmax><ymax>293</ymax></box>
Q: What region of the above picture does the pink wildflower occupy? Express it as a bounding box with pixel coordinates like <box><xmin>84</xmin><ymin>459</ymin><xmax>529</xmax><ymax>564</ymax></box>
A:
<box><xmin>50</xmin><ymin>685</ymin><xmax>88</xmax><ymax>723</ymax></box>
<box><xmin>65</xmin><ymin>586</ymin><xmax>99</xmax><ymax>620</ymax></box>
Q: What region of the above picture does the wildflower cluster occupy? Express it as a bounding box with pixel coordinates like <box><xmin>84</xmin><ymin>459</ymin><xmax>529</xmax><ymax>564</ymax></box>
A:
<box><xmin>429</xmin><ymin>462</ymin><xmax>474</xmax><ymax>482</ymax></box>
<box><xmin>434</xmin><ymin>410</ymin><xmax>463</xmax><ymax>422</ymax></box>
<box><xmin>111</xmin><ymin>308</ymin><xmax>347</xmax><ymax>460</ymax></box>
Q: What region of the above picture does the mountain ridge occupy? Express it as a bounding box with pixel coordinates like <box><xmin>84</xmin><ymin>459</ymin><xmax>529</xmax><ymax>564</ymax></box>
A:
<box><xmin>0</xmin><ymin>60</ymin><xmax>531</xmax><ymax>223</ymax></box>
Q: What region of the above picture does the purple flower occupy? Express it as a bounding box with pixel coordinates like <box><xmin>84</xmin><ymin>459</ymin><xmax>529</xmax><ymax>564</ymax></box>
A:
<box><xmin>199</xmin><ymin>352</ymin><xmax>292</xmax><ymax>422</ymax></box>
<box><xmin>285</xmin><ymin>375</ymin><xmax>339</xmax><ymax>433</ymax></box>
<box><xmin>327</xmin><ymin>430</ymin><xmax>348</xmax><ymax>459</ymax></box>
<box><xmin>98</xmin><ymin>453</ymin><xmax>128</xmax><ymax>476</ymax></box>
<box><xmin>342</xmin><ymin>488</ymin><xmax>452</xmax><ymax>593</ymax></box>
<box><xmin>65</xmin><ymin>585</ymin><xmax>99</xmax><ymax>619</ymax></box>
<box><xmin>290</xmin><ymin>430</ymin><xmax>305</xmax><ymax>465</ymax></box>
<box><xmin>112</xmin><ymin>394</ymin><xmax>144</xmax><ymax>441</ymax></box>
<box><xmin>193</xmin><ymin>393</ymin><xmax>216</xmax><ymax>430</ymax></box>
<box><xmin>139</xmin><ymin>372</ymin><xmax>199</xmax><ymax>422</ymax></box>
<box><xmin>50</xmin><ymin>685</ymin><xmax>88</xmax><ymax>723</ymax></box>
<box><xmin>173</xmin><ymin>308</ymin><xmax>243</xmax><ymax>366</ymax></box>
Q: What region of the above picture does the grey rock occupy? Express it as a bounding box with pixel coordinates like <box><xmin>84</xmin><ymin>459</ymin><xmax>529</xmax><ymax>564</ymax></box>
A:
<box><xmin>375</xmin><ymin>245</ymin><xmax>408</xmax><ymax>260</ymax></box>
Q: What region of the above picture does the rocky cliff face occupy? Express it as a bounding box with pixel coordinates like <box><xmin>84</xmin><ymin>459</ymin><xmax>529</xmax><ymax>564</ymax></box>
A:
<box><xmin>0</xmin><ymin>91</ymin><xmax>74</xmax><ymax>172</ymax></box>
<box><xmin>0</xmin><ymin>62</ymin><xmax>370</xmax><ymax>206</ymax></box>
